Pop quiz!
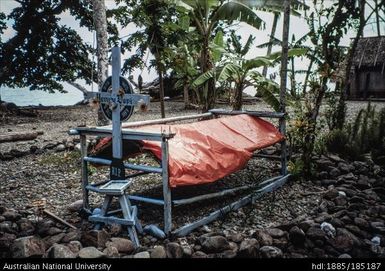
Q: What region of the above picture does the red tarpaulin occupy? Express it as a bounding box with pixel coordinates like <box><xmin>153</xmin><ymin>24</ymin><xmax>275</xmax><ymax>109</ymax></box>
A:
<box><xmin>92</xmin><ymin>115</ymin><xmax>284</xmax><ymax>187</ymax></box>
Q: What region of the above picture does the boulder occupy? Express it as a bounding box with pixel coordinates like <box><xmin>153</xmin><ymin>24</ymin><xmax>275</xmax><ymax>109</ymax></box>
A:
<box><xmin>259</xmin><ymin>246</ymin><xmax>283</xmax><ymax>258</ymax></box>
<box><xmin>265</xmin><ymin>228</ymin><xmax>286</xmax><ymax>238</ymax></box>
<box><xmin>81</xmin><ymin>229</ymin><xmax>110</xmax><ymax>249</ymax></box>
<box><xmin>133</xmin><ymin>251</ymin><xmax>150</xmax><ymax>258</ymax></box>
<box><xmin>43</xmin><ymin>233</ymin><xmax>66</xmax><ymax>248</ymax></box>
<box><xmin>166</xmin><ymin>242</ymin><xmax>183</xmax><ymax>258</ymax></box>
<box><xmin>67</xmin><ymin>241</ymin><xmax>82</xmax><ymax>254</ymax></box>
<box><xmin>150</xmin><ymin>246</ymin><xmax>167</xmax><ymax>258</ymax></box>
<box><xmin>253</xmin><ymin>230</ymin><xmax>273</xmax><ymax>246</ymax></box>
<box><xmin>78</xmin><ymin>247</ymin><xmax>105</xmax><ymax>258</ymax></box>
<box><xmin>11</xmin><ymin>236</ymin><xmax>46</xmax><ymax>258</ymax></box>
<box><xmin>238</xmin><ymin>238</ymin><xmax>259</xmax><ymax>257</ymax></box>
<box><xmin>306</xmin><ymin>227</ymin><xmax>325</xmax><ymax>241</ymax></box>
<box><xmin>103</xmin><ymin>246</ymin><xmax>120</xmax><ymax>258</ymax></box>
<box><xmin>67</xmin><ymin>200</ymin><xmax>83</xmax><ymax>213</ymax></box>
<box><xmin>2</xmin><ymin>209</ymin><xmax>20</xmax><ymax>221</ymax></box>
<box><xmin>201</xmin><ymin>236</ymin><xmax>230</xmax><ymax>253</ymax></box>
<box><xmin>354</xmin><ymin>218</ymin><xmax>369</xmax><ymax>230</ymax></box>
<box><xmin>45</xmin><ymin>244</ymin><xmax>76</xmax><ymax>258</ymax></box>
<box><xmin>289</xmin><ymin>226</ymin><xmax>306</xmax><ymax>246</ymax></box>
<box><xmin>192</xmin><ymin>251</ymin><xmax>208</xmax><ymax>258</ymax></box>
<box><xmin>106</xmin><ymin>237</ymin><xmax>135</xmax><ymax>254</ymax></box>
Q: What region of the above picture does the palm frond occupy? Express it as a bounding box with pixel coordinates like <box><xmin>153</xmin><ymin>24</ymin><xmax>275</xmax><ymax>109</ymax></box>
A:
<box><xmin>218</xmin><ymin>63</ymin><xmax>241</xmax><ymax>82</ymax></box>
<box><xmin>191</xmin><ymin>69</ymin><xmax>215</xmax><ymax>88</ymax></box>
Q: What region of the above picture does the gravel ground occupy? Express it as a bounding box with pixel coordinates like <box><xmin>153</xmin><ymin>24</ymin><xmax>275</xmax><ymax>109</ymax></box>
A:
<box><xmin>0</xmin><ymin>99</ymin><xmax>384</xmax><ymax>237</ymax></box>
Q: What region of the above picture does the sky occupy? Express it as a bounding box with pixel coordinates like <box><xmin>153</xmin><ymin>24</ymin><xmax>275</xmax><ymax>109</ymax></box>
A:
<box><xmin>0</xmin><ymin>0</ymin><xmax>383</xmax><ymax>96</ymax></box>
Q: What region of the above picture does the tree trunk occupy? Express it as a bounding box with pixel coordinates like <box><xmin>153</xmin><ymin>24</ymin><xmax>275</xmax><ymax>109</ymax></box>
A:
<box><xmin>232</xmin><ymin>83</ymin><xmax>243</xmax><ymax>111</ymax></box>
<box><xmin>156</xmin><ymin>50</ymin><xmax>165</xmax><ymax>118</ymax></box>
<box><xmin>262</xmin><ymin>12</ymin><xmax>279</xmax><ymax>77</ymax></box>
<box><xmin>200</xmin><ymin>36</ymin><xmax>215</xmax><ymax>112</ymax></box>
<box><xmin>91</xmin><ymin>0</ymin><xmax>109</xmax><ymax>126</ymax></box>
<box><xmin>183</xmin><ymin>83</ymin><xmax>190</xmax><ymax>109</ymax></box>
<box><xmin>279</xmin><ymin>0</ymin><xmax>290</xmax><ymax>176</ymax></box>
<box><xmin>0</xmin><ymin>131</ymin><xmax>43</xmax><ymax>143</ymax></box>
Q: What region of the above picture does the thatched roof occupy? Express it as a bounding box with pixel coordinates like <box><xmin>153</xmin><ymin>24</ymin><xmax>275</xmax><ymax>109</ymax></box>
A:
<box><xmin>352</xmin><ymin>36</ymin><xmax>385</xmax><ymax>68</ymax></box>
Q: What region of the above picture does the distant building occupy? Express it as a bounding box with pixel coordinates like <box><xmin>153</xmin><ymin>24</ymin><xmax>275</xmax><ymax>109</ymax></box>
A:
<box><xmin>348</xmin><ymin>36</ymin><xmax>385</xmax><ymax>99</ymax></box>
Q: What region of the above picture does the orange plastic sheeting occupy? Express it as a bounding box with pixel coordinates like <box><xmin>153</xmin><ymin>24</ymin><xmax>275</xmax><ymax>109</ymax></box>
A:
<box><xmin>123</xmin><ymin>114</ymin><xmax>284</xmax><ymax>187</ymax></box>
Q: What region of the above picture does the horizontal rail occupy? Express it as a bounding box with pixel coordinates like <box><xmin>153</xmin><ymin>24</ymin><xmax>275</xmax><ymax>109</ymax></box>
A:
<box><xmin>83</xmin><ymin>156</ymin><xmax>163</xmax><ymax>174</ymax></box>
<box><xmin>209</xmin><ymin>109</ymin><xmax>285</xmax><ymax>119</ymax></box>
<box><xmin>127</xmin><ymin>195</ymin><xmax>165</xmax><ymax>206</ymax></box>
<box><xmin>172</xmin><ymin>174</ymin><xmax>290</xmax><ymax>237</ymax></box>
<box><xmin>89</xmin><ymin>215</ymin><xmax>134</xmax><ymax>226</ymax></box>
<box><xmin>172</xmin><ymin>185</ymin><xmax>254</xmax><ymax>206</ymax></box>
<box><xmin>69</xmin><ymin>127</ymin><xmax>174</xmax><ymax>141</ymax></box>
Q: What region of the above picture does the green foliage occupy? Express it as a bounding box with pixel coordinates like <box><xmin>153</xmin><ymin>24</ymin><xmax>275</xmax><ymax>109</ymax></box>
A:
<box><xmin>324</xmin><ymin>103</ymin><xmax>385</xmax><ymax>165</ymax></box>
<box><xmin>324</xmin><ymin>90</ymin><xmax>346</xmax><ymax>130</ymax></box>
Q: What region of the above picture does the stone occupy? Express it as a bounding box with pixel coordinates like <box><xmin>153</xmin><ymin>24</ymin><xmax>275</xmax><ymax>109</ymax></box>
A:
<box><xmin>259</xmin><ymin>246</ymin><xmax>283</xmax><ymax>258</ymax></box>
<box><xmin>334</xmin><ymin>196</ymin><xmax>348</xmax><ymax>206</ymax></box>
<box><xmin>2</xmin><ymin>209</ymin><xmax>20</xmax><ymax>221</ymax></box>
<box><xmin>289</xmin><ymin>226</ymin><xmax>306</xmax><ymax>246</ymax></box>
<box><xmin>238</xmin><ymin>238</ymin><xmax>259</xmax><ymax>257</ymax></box>
<box><xmin>67</xmin><ymin>241</ymin><xmax>82</xmax><ymax>255</ymax></box>
<box><xmin>182</xmin><ymin>245</ymin><xmax>193</xmax><ymax>257</ymax></box>
<box><xmin>357</xmin><ymin>176</ymin><xmax>370</xmax><ymax>189</ymax></box>
<box><xmin>17</xmin><ymin>218</ymin><xmax>35</xmax><ymax>236</ymax></box>
<box><xmin>253</xmin><ymin>230</ymin><xmax>273</xmax><ymax>246</ymax></box>
<box><xmin>0</xmin><ymin>221</ymin><xmax>17</xmax><ymax>235</ymax></box>
<box><xmin>330</xmin><ymin>167</ymin><xmax>341</xmax><ymax>178</ymax></box>
<box><xmin>151</xmin><ymin>246</ymin><xmax>167</xmax><ymax>258</ymax></box>
<box><xmin>103</xmin><ymin>246</ymin><xmax>120</xmax><ymax>258</ymax></box>
<box><xmin>328</xmin><ymin>228</ymin><xmax>361</xmax><ymax>253</ymax></box>
<box><xmin>106</xmin><ymin>237</ymin><xmax>135</xmax><ymax>254</ymax></box>
<box><xmin>201</xmin><ymin>236</ymin><xmax>230</xmax><ymax>253</ymax></box>
<box><xmin>43</xmin><ymin>233</ymin><xmax>66</xmax><ymax>248</ymax></box>
<box><xmin>338</xmin><ymin>163</ymin><xmax>351</xmax><ymax>174</ymax></box>
<box><xmin>0</xmin><ymin>233</ymin><xmax>16</xmax><ymax>251</ymax></box>
<box><xmin>55</xmin><ymin>144</ymin><xmax>66</xmax><ymax>152</ymax></box>
<box><xmin>45</xmin><ymin>244</ymin><xmax>76</xmax><ymax>258</ymax></box>
<box><xmin>11</xmin><ymin>236</ymin><xmax>46</xmax><ymax>258</ymax></box>
<box><xmin>338</xmin><ymin>253</ymin><xmax>352</xmax><ymax>258</ymax></box>
<box><xmin>370</xmin><ymin>221</ymin><xmax>385</xmax><ymax>234</ymax></box>
<box><xmin>306</xmin><ymin>227</ymin><xmax>325</xmax><ymax>241</ymax></box>
<box><xmin>299</xmin><ymin>220</ymin><xmax>317</xmax><ymax>232</ymax></box>
<box><xmin>78</xmin><ymin>247</ymin><xmax>105</xmax><ymax>258</ymax></box>
<box><xmin>321</xmin><ymin>179</ymin><xmax>337</xmax><ymax>186</ymax></box>
<box><xmin>318</xmin><ymin>171</ymin><xmax>329</xmax><ymax>179</ymax></box>
<box><xmin>313</xmin><ymin>248</ymin><xmax>325</xmax><ymax>257</ymax></box>
<box><xmin>219</xmin><ymin>250</ymin><xmax>237</xmax><ymax>258</ymax></box>
<box><xmin>61</xmin><ymin>230</ymin><xmax>81</xmax><ymax>243</ymax></box>
<box><xmin>324</xmin><ymin>189</ymin><xmax>339</xmax><ymax>200</ymax></box>
<box><xmin>81</xmin><ymin>229</ymin><xmax>110</xmax><ymax>249</ymax></box>
<box><xmin>67</xmin><ymin>200</ymin><xmax>83</xmax><ymax>213</ymax></box>
<box><xmin>47</xmin><ymin>227</ymin><xmax>63</xmax><ymax>236</ymax></box>
<box><xmin>133</xmin><ymin>251</ymin><xmax>150</xmax><ymax>258</ymax></box>
<box><xmin>265</xmin><ymin>228</ymin><xmax>286</xmax><ymax>238</ymax></box>
<box><xmin>228</xmin><ymin>233</ymin><xmax>243</xmax><ymax>243</ymax></box>
<box><xmin>354</xmin><ymin>217</ymin><xmax>369</xmax><ymax>230</ymax></box>
<box><xmin>192</xmin><ymin>251</ymin><xmax>208</xmax><ymax>258</ymax></box>
<box><xmin>330</xmin><ymin>218</ymin><xmax>345</xmax><ymax>228</ymax></box>
<box><xmin>166</xmin><ymin>242</ymin><xmax>183</xmax><ymax>258</ymax></box>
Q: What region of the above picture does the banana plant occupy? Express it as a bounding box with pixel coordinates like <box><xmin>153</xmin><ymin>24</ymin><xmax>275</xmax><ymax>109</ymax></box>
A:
<box><xmin>192</xmin><ymin>48</ymin><xmax>308</xmax><ymax>111</ymax></box>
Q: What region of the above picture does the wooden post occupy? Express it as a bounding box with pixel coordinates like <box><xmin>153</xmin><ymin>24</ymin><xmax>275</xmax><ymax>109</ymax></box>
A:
<box><xmin>279</xmin><ymin>0</ymin><xmax>291</xmax><ymax>176</ymax></box>
<box><xmin>161</xmin><ymin>137</ymin><xmax>172</xmax><ymax>235</ymax></box>
<box><xmin>80</xmin><ymin>135</ymin><xmax>89</xmax><ymax>210</ymax></box>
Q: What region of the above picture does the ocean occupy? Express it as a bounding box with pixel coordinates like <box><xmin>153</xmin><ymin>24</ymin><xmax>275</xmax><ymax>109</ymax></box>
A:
<box><xmin>0</xmin><ymin>84</ymin><xmax>86</xmax><ymax>107</ymax></box>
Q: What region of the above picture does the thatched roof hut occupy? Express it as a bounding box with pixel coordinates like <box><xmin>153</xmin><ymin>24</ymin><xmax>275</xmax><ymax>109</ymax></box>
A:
<box><xmin>348</xmin><ymin>36</ymin><xmax>385</xmax><ymax>99</ymax></box>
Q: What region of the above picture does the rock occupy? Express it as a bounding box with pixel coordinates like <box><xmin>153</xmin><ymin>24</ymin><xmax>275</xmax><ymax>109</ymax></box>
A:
<box><xmin>30</xmin><ymin>145</ymin><xmax>39</xmax><ymax>154</ymax></box>
<box><xmin>357</xmin><ymin>176</ymin><xmax>370</xmax><ymax>189</ymax></box>
<box><xmin>0</xmin><ymin>233</ymin><xmax>16</xmax><ymax>251</ymax></box>
<box><xmin>0</xmin><ymin>221</ymin><xmax>17</xmax><ymax>234</ymax></box>
<box><xmin>370</xmin><ymin>221</ymin><xmax>385</xmax><ymax>234</ymax></box>
<box><xmin>313</xmin><ymin>248</ymin><xmax>325</xmax><ymax>257</ymax></box>
<box><xmin>265</xmin><ymin>228</ymin><xmax>286</xmax><ymax>238</ymax></box>
<box><xmin>106</xmin><ymin>237</ymin><xmax>135</xmax><ymax>254</ymax></box>
<box><xmin>109</xmin><ymin>224</ymin><xmax>122</xmax><ymax>236</ymax></box>
<box><xmin>259</xmin><ymin>246</ymin><xmax>283</xmax><ymax>258</ymax></box>
<box><xmin>45</xmin><ymin>244</ymin><xmax>76</xmax><ymax>258</ymax></box>
<box><xmin>238</xmin><ymin>238</ymin><xmax>259</xmax><ymax>257</ymax></box>
<box><xmin>321</xmin><ymin>222</ymin><xmax>336</xmax><ymax>238</ymax></box>
<box><xmin>354</xmin><ymin>217</ymin><xmax>369</xmax><ymax>230</ymax></box>
<box><xmin>318</xmin><ymin>171</ymin><xmax>329</xmax><ymax>179</ymax></box>
<box><xmin>78</xmin><ymin>247</ymin><xmax>105</xmax><ymax>258</ymax></box>
<box><xmin>67</xmin><ymin>200</ymin><xmax>83</xmax><ymax>213</ymax></box>
<box><xmin>166</xmin><ymin>242</ymin><xmax>183</xmax><ymax>258</ymax></box>
<box><xmin>219</xmin><ymin>250</ymin><xmax>237</xmax><ymax>258</ymax></box>
<box><xmin>315</xmin><ymin>213</ymin><xmax>332</xmax><ymax>223</ymax></box>
<box><xmin>338</xmin><ymin>253</ymin><xmax>352</xmax><ymax>258</ymax></box>
<box><xmin>334</xmin><ymin>196</ymin><xmax>348</xmax><ymax>206</ymax></box>
<box><xmin>2</xmin><ymin>209</ymin><xmax>20</xmax><ymax>221</ymax></box>
<box><xmin>67</xmin><ymin>241</ymin><xmax>82</xmax><ymax>255</ymax></box>
<box><xmin>133</xmin><ymin>251</ymin><xmax>150</xmax><ymax>258</ymax></box>
<box><xmin>316</xmin><ymin>158</ymin><xmax>335</xmax><ymax>170</ymax></box>
<box><xmin>61</xmin><ymin>230</ymin><xmax>81</xmax><ymax>243</ymax></box>
<box><xmin>201</xmin><ymin>236</ymin><xmax>230</xmax><ymax>253</ymax></box>
<box><xmin>330</xmin><ymin>167</ymin><xmax>341</xmax><ymax>178</ymax></box>
<box><xmin>253</xmin><ymin>230</ymin><xmax>273</xmax><ymax>246</ymax></box>
<box><xmin>55</xmin><ymin>144</ymin><xmax>66</xmax><ymax>152</ymax></box>
<box><xmin>17</xmin><ymin>218</ymin><xmax>35</xmax><ymax>236</ymax></box>
<box><xmin>182</xmin><ymin>245</ymin><xmax>193</xmax><ymax>257</ymax></box>
<box><xmin>11</xmin><ymin>236</ymin><xmax>46</xmax><ymax>258</ymax></box>
<box><xmin>338</xmin><ymin>163</ymin><xmax>351</xmax><ymax>174</ymax></box>
<box><xmin>47</xmin><ymin>227</ymin><xmax>63</xmax><ymax>236</ymax></box>
<box><xmin>192</xmin><ymin>251</ymin><xmax>208</xmax><ymax>258</ymax></box>
<box><xmin>299</xmin><ymin>220</ymin><xmax>317</xmax><ymax>232</ymax></box>
<box><xmin>43</xmin><ymin>233</ymin><xmax>66</xmax><ymax>248</ymax></box>
<box><xmin>324</xmin><ymin>189</ymin><xmax>339</xmax><ymax>200</ymax></box>
<box><xmin>321</xmin><ymin>179</ymin><xmax>337</xmax><ymax>186</ymax></box>
<box><xmin>289</xmin><ymin>226</ymin><xmax>305</xmax><ymax>246</ymax></box>
<box><xmin>103</xmin><ymin>246</ymin><xmax>120</xmax><ymax>258</ymax></box>
<box><xmin>306</xmin><ymin>227</ymin><xmax>325</xmax><ymax>241</ymax></box>
<box><xmin>151</xmin><ymin>246</ymin><xmax>167</xmax><ymax>258</ymax></box>
<box><xmin>328</xmin><ymin>228</ymin><xmax>361</xmax><ymax>253</ymax></box>
<box><xmin>330</xmin><ymin>218</ymin><xmax>345</xmax><ymax>228</ymax></box>
<box><xmin>44</xmin><ymin>143</ymin><xmax>57</xmax><ymax>150</ymax></box>
<box><xmin>81</xmin><ymin>229</ymin><xmax>110</xmax><ymax>249</ymax></box>
<box><xmin>228</xmin><ymin>233</ymin><xmax>243</xmax><ymax>243</ymax></box>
